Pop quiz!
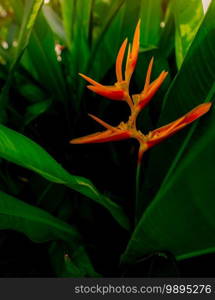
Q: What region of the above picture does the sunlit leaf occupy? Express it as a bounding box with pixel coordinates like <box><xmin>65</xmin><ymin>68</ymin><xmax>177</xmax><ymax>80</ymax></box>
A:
<box><xmin>43</xmin><ymin>5</ymin><xmax>66</xmax><ymax>43</ymax></box>
<box><xmin>0</xmin><ymin>0</ymin><xmax>44</xmax><ymax>116</ymax></box>
<box><xmin>172</xmin><ymin>0</ymin><xmax>204</xmax><ymax>68</ymax></box>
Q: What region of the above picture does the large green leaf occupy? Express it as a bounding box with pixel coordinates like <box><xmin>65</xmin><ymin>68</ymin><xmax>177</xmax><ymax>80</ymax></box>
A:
<box><xmin>139</xmin><ymin>0</ymin><xmax>162</xmax><ymax>48</ymax></box>
<box><xmin>9</xmin><ymin>0</ymin><xmax>44</xmax><ymax>72</ymax></box>
<box><xmin>61</xmin><ymin>0</ymin><xmax>93</xmax><ymax>72</ymax></box>
<box><xmin>121</xmin><ymin>104</ymin><xmax>215</xmax><ymax>264</ymax></box>
<box><xmin>0</xmin><ymin>190</ymin><xmax>78</xmax><ymax>243</ymax></box>
<box><xmin>60</xmin><ymin>0</ymin><xmax>73</xmax><ymax>48</ymax></box>
<box><xmin>172</xmin><ymin>0</ymin><xmax>203</xmax><ymax>69</ymax></box>
<box><xmin>121</xmin><ymin>1</ymin><xmax>215</xmax><ymax>264</ymax></box>
<box><xmin>0</xmin><ymin>189</ymin><xmax>98</xmax><ymax>276</ymax></box>
<box><xmin>0</xmin><ymin>124</ymin><xmax>129</xmax><ymax>230</ymax></box>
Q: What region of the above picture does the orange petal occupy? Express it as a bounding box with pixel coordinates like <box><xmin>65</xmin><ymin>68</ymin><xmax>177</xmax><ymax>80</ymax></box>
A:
<box><xmin>142</xmin><ymin>57</ymin><xmax>154</xmax><ymax>93</ymax></box>
<box><xmin>183</xmin><ymin>102</ymin><xmax>212</xmax><ymax>123</ymax></box>
<box><xmin>116</xmin><ymin>38</ymin><xmax>128</xmax><ymax>82</ymax></box>
<box><xmin>146</xmin><ymin>102</ymin><xmax>212</xmax><ymax>148</ymax></box>
<box><xmin>88</xmin><ymin>114</ymin><xmax>118</xmax><ymax>131</ymax></box>
<box><xmin>79</xmin><ymin>73</ymin><xmax>103</xmax><ymax>87</ymax></box>
<box><xmin>125</xmin><ymin>43</ymin><xmax>131</xmax><ymax>73</ymax></box>
<box><xmin>125</xmin><ymin>20</ymin><xmax>141</xmax><ymax>82</ymax></box>
<box><xmin>137</xmin><ymin>71</ymin><xmax>168</xmax><ymax>110</ymax></box>
<box><xmin>70</xmin><ymin>130</ymin><xmax>113</xmax><ymax>144</ymax></box>
<box><xmin>131</xmin><ymin>19</ymin><xmax>140</xmax><ymax>67</ymax></box>
<box><xmin>70</xmin><ymin>129</ymin><xmax>131</xmax><ymax>144</ymax></box>
<box><xmin>87</xmin><ymin>85</ymin><xmax>125</xmax><ymax>100</ymax></box>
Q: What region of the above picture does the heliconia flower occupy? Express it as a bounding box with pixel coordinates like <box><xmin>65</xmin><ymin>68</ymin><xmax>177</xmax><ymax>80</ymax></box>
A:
<box><xmin>132</xmin><ymin>57</ymin><xmax>168</xmax><ymax>112</ymax></box>
<box><xmin>71</xmin><ymin>19</ymin><xmax>212</xmax><ymax>164</ymax></box>
<box><xmin>137</xmin><ymin>102</ymin><xmax>212</xmax><ymax>163</ymax></box>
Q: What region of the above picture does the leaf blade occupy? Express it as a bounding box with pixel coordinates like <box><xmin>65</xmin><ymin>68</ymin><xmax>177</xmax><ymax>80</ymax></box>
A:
<box><xmin>0</xmin><ymin>124</ymin><xmax>129</xmax><ymax>230</ymax></box>
<box><xmin>0</xmin><ymin>190</ymin><xmax>78</xmax><ymax>243</ymax></box>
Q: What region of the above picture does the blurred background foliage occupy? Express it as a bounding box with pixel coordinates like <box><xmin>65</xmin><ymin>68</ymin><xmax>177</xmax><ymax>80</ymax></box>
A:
<box><xmin>0</xmin><ymin>0</ymin><xmax>215</xmax><ymax>277</ymax></box>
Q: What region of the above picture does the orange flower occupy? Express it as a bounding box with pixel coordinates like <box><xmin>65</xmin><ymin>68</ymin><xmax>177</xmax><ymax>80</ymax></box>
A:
<box><xmin>70</xmin><ymin>20</ymin><xmax>212</xmax><ymax>164</ymax></box>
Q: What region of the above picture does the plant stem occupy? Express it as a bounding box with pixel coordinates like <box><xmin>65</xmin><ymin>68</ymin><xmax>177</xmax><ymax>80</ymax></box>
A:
<box><xmin>135</xmin><ymin>161</ymin><xmax>141</xmax><ymax>225</ymax></box>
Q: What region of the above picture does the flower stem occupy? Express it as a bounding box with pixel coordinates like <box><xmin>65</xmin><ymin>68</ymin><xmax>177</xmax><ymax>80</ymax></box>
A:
<box><xmin>135</xmin><ymin>161</ymin><xmax>141</xmax><ymax>225</ymax></box>
<box><xmin>124</xmin><ymin>93</ymin><xmax>134</xmax><ymax>111</ymax></box>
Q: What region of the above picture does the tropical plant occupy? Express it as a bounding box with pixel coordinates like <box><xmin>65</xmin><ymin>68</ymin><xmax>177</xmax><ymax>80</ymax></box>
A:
<box><xmin>0</xmin><ymin>0</ymin><xmax>214</xmax><ymax>277</ymax></box>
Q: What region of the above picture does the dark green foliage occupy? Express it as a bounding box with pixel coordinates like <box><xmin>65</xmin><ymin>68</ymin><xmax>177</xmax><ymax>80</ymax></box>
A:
<box><xmin>0</xmin><ymin>0</ymin><xmax>214</xmax><ymax>277</ymax></box>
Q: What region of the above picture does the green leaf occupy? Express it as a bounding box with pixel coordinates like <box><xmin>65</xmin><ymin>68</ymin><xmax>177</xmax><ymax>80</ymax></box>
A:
<box><xmin>158</xmin><ymin>4</ymin><xmax>175</xmax><ymax>58</ymax></box>
<box><xmin>0</xmin><ymin>189</ymin><xmax>98</xmax><ymax>277</ymax></box>
<box><xmin>22</xmin><ymin>13</ymin><xmax>67</xmax><ymax>101</ymax></box>
<box><xmin>0</xmin><ymin>124</ymin><xmax>129</xmax><ymax>230</ymax></box>
<box><xmin>0</xmin><ymin>46</ymin><xmax>9</xmax><ymax>63</ymax></box>
<box><xmin>24</xmin><ymin>99</ymin><xmax>52</xmax><ymax>125</ymax></box>
<box><xmin>139</xmin><ymin>0</ymin><xmax>162</xmax><ymax>48</ymax></box>
<box><xmin>88</xmin><ymin>0</ymin><xmax>125</xmax><ymax>81</ymax></box>
<box><xmin>60</xmin><ymin>0</ymin><xmax>76</xmax><ymax>49</ymax></box>
<box><xmin>50</xmin><ymin>241</ymin><xmax>100</xmax><ymax>277</ymax></box>
<box><xmin>19</xmin><ymin>83</ymin><xmax>46</xmax><ymax>103</ymax></box>
<box><xmin>43</xmin><ymin>5</ymin><xmax>66</xmax><ymax>43</ymax></box>
<box><xmin>121</xmin><ymin>1</ymin><xmax>215</xmax><ymax>264</ymax></box>
<box><xmin>0</xmin><ymin>189</ymin><xmax>78</xmax><ymax>243</ymax></box>
<box><xmin>61</xmin><ymin>0</ymin><xmax>93</xmax><ymax>71</ymax></box>
<box><xmin>172</xmin><ymin>0</ymin><xmax>204</xmax><ymax>69</ymax></box>
<box><xmin>9</xmin><ymin>0</ymin><xmax>44</xmax><ymax>72</ymax></box>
